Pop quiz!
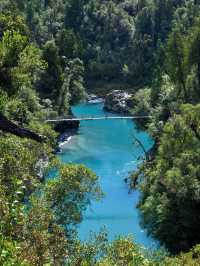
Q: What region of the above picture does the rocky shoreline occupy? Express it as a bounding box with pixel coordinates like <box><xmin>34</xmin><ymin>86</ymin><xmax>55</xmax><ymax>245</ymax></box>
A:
<box><xmin>55</xmin><ymin>128</ymin><xmax>78</xmax><ymax>153</ymax></box>
<box><xmin>86</xmin><ymin>94</ymin><xmax>104</xmax><ymax>104</ymax></box>
<box><xmin>104</xmin><ymin>90</ymin><xmax>133</xmax><ymax>114</ymax></box>
<box><xmin>86</xmin><ymin>90</ymin><xmax>133</xmax><ymax>114</ymax></box>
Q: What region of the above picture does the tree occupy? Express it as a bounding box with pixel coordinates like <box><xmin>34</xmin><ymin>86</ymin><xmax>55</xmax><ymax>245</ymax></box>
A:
<box><xmin>57</xmin><ymin>72</ymin><xmax>70</xmax><ymax>115</ymax></box>
<box><xmin>44</xmin><ymin>164</ymin><xmax>102</xmax><ymax>237</ymax></box>
<box><xmin>56</xmin><ymin>29</ymin><xmax>83</xmax><ymax>60</ymax></box>
<box><xmin>21</xmin><ymin>196</ymin><xmax>67</xmax><ymax>266</ymax></box>
<box><xmin>166</xmin><ymin>29</ymin><xmax>188</xmax><ymax>100</ymax></box>
<box><xmin>68</xmin><ymin>58</ymin><xmax>86</xmax><ymax>104</ymax></box>
<box><xmin>39</xmin><ymin>40</ymin><xmax>63</xmax><ymax>100</ymax></box>
<box><xmin>188</xmin><ymin>22</ymin><xmax>200</xmax><ymax>89</ymax></box>
<box><xmin>65</xmin><ymin>0</ymin><xmax>88</xmax><ymax>33</ymax></box>
<box><xmin>138</xmin><ymin>104</ymin><xmax>200</xmax><ymax>253</ymax></box>
<box><xmin>0</xmin><ymin>30</ymin><xmax>27</xmax><ymax>95</ymax></box>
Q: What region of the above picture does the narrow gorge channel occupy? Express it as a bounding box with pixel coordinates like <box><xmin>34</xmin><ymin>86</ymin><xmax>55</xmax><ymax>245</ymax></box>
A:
<box><xmin>58</xmin><ymin>102</ymin><xmax>156</xmax><ymax>248</ymax></box>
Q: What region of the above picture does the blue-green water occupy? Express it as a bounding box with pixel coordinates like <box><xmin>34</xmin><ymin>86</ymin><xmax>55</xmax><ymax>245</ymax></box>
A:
<box><xmin>59</xmin><ymin>103</ymin><xmax>155</xmax><ymax>247</ymax></box>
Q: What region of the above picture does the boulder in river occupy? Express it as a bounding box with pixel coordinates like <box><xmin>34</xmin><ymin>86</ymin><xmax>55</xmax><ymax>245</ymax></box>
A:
<box><xmin>104</xmin><ymin>90</ymin><xmax>132</xmax><ymax>113</ymax></box>
<box><xmin>87</xmin><ymin>94</ymin><xmax>104</xmax><ymax>104</ymax></box>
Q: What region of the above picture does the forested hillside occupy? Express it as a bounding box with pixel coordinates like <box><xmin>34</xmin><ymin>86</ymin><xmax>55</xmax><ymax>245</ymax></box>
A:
<box><xmin>1</xmin><ymin>0</ymin><xmax>200</xmax><ymax>265</ymax></box>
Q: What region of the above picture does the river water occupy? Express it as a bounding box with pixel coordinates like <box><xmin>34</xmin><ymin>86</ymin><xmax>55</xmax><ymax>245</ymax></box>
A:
<box><xmin>58</xmin><ymin>102</ymin><xmax>156</xmax><ymax>248</ymax></box>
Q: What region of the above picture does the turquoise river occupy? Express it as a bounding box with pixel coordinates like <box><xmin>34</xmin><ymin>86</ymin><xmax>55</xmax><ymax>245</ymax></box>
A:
<box><xmin>58</xmin><ymin>102</ymin><xmax>156</xmax><ymax>248</ymax></box>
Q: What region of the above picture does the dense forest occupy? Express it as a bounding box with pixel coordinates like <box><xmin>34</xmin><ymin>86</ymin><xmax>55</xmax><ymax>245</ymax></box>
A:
<box><xmin>1</xmin><ymin>0</ymin><xmax>200</xmax><ymax>265</ymax></box>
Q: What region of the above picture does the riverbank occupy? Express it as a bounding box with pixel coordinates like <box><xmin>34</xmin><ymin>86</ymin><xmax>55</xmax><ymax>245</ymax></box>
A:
<box><xmin>86</xmin><ymin>80</ymin><xmax>137</xmax><ymax>98</ymax></box>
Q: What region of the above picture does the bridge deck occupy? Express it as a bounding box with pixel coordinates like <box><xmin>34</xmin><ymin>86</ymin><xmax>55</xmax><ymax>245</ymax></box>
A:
<box><xmin>46</xmin><ymin>116</ymin><xmax>151</xmax><ymax>123</ymax></box>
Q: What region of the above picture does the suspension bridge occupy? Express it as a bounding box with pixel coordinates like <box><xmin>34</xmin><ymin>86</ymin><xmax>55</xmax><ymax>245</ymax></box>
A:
<box><xmin>46</xmin><ymin>115</ymin><xmax>151</xmax><ymax>123</ymax></box>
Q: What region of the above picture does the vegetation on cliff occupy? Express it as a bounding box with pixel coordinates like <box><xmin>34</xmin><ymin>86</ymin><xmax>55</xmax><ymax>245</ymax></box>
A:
<box><xmin>1</xmin><ymin>0</ymin><xmax>200</xmax><ymax>265</ymax></box>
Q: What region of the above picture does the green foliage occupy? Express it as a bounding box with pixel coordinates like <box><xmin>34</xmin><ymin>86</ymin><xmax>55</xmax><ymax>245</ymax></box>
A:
<box><xmin>0</xmin><ymin>30</ymin><xmax>27</xmax><ymax>67</ymax></box>
<box><xmin>188</xmin><ymin>20</ymin><xmax>200</xmax><ymax>93</ymax></box>
<box><xmin>0</xmin><ymin>89</ymin><xmax>8</xmax><ymax>112</ymax></box>
<box><xmin>40</xmin><ymin>40</ymin><xmax>85</xmax><ymax>112</ymax></box>
<box><xmin>130</xmin><ymin>88</ymin><xmax>152</xmax><ymax>128</ymax></box>
<box><xmin>0</xmin><ymin>13</ymin><xmax>28</xmax><ymax>37</ymax></box>
<box><xmin>21</xmin><ymin>196</ymin><xmax>67</xmax><ymax>265</ymax></box>
<box><xmin>68</xmin><ymin>233</ymin><xmax>158</xmax><ymax>266</ymax></box>
<box><xmin>81</xmin><ymin>0</ymin><xmax>135</xmax><ymax>83</ymax></box>
<box><xmin>98</xmin><ymin>237</ymin><xmax>152</xmax><ymax>266</ymax></box>
<box><xmin>45</xmin><ymin>164</ymin><xmax>103</xmax><ymax>231</ymax></box>
<box><xmin>162</xmin><ymin>244</ymin><xmax>200</xmax><ymax>265</ymax></box>
<box><xmin>0</xmin><ymin>30</ymin><xmax>27</xmax><ymax>95</ymax></box>
<box><xmin>138</xmin><ymin>104</ymin><xmax>200</xmax><ymax>253</ymax></box>
<box><xmin>40</xmin><ymin>40</ymin><xmax>63</xmax><ymax>98</ymax></box>
<box><xmin>165</xmin><ymin>28</ymin><xmax>188</xmax><ymax>100</ymax></box>
<box><xmin>148</xmin><ymin>75</ymin><xmax>177</xmax><ymax>139</ymax></box>
<box><xmin>65</xmin><ymin>0</ymin><xmax>87</xmax><ymax>32</ymax></box>
<box><xmin>131</xmin><ymin>4</ymin><xmax>200</xmax><ymax>255</ymax></box>
<box><xmin>0</xmin><ymin>235</ymin><xmax>29</xmax><ymax>266</ymax></box>
<box><xmin>68</xmin><ymin>58</ymin><xmax>86</xmax><ymax>104</ymax></box>
<box><xmin>56</xmin><ymin>29</ymin><xmax>84</xmax><ymax>59</ymax></box>
<box><xmin>12</xmin><ymin>44</ymin><xmax>46</xmax><ymax>90</ymax></box>
<box><xmin>3</xmin><ymin>0</ymin><xmax>200</xmax><ymax>264</ymax></box>
<box><xmin>5</xmin><ymin>98</ymin><xmax>30</xmax><ymax>124</ymax></box>
<box><xmin>0</xmin><ymin>124</ymin><xmax>54</xmax><ymax>237</ymax></box>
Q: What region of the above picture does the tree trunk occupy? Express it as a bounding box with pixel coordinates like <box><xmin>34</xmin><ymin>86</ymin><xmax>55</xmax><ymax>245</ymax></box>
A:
<box><xmin>0</xmin><ymin>113</ymin><xmax>46</xmax><ymax>143</ymax></box>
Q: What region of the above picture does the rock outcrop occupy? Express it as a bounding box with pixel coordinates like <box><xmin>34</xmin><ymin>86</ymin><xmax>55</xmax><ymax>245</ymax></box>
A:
<box><xmin>54</xmin><ymin>120</ymin><xmax>80</xmax><ymax>133</ymax></box>
<box><xmin>87</xmin><ymin>94</ymin><xmax>104</xmax><ymax>104</ymax></box>
<box><xmin>104</xmin><ymin>90</ymin><xmax>132</xmax><ymax>113</ymax></box>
